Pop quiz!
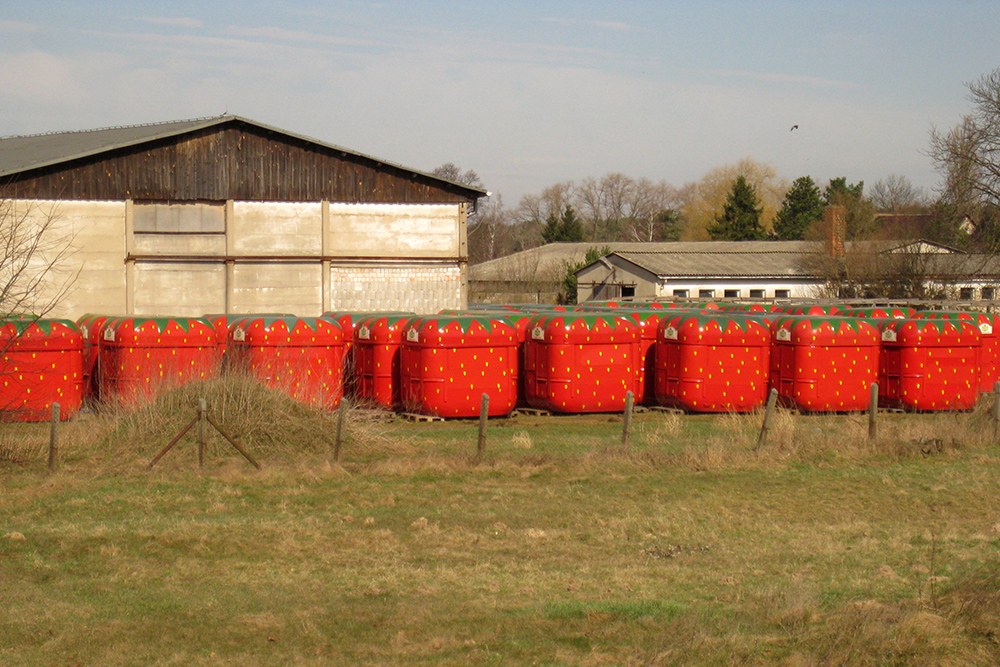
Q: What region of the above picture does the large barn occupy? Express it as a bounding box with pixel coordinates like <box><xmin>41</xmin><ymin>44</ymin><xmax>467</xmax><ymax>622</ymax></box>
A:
<box><xmin>0</xmin><ymin>115</ymin><xmax>485</xmax><ymax>319</ymax></box>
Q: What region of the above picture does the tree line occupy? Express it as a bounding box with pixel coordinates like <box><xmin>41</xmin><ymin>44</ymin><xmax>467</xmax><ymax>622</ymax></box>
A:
<box><xmin>437</xmin><ymin>67</ymin><xmax>1000</xmax><ymax>268</ymax></box>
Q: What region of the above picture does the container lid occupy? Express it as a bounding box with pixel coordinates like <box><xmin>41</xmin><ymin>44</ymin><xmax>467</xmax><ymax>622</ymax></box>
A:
<box><xmin>0</xmin><ymin>318</ymin><xmax>82</xmax><ymax>350</ymax></box>
<box><xmin>101</xmin><ymin>316</ymin><xmax>217</xmax><ymax>347</ymax></box>
<box><xmin>660</xmin><ymin>313</ymin><xmax>770</xmax><ymax>345</ymax></box>
<box><xmin>404</xmin><ymin>315</ymin><xmax>517</xmax><ymax>346</ymax></box>
<box><xmin>772</xmin><ymin>315</ymin><xmax>878</xmax><ymax>346</ymax></box>
<box><xmin>354</xmin><ymin>313</ymin><xmax>414</xmax><ymax>342</ymax></box>
<box><xmin>879</xmin><ymin>318</ymin><xmax>983</xmax><ymax>345</ymax></box>
<box><xmin>527</xmin><ymin>313</ymin><xmax>639</xmax><ymax>345</ymax></box>
<box><xmin>231</xmin><ymin>316</ymin><xmax>343</xmax><ymax>346</ymax></box>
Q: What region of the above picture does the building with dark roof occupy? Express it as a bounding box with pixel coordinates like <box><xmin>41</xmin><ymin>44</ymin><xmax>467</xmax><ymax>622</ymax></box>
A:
<box><xmin>469</xmin><ymin>240</ymin><xmax>1000</xmax><ymax>304</ymax></box>
<box><xmin>0</xmin><ymin>115</ymin><xmax>485</xmax><ymax>318</ymax></box>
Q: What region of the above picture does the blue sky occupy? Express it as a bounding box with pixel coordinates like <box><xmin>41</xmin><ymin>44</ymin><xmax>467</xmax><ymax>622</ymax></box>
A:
<box><xmin>1</xmin><ymin>1</ymin><xmax>997</xmax><ymax>205</ymax></box>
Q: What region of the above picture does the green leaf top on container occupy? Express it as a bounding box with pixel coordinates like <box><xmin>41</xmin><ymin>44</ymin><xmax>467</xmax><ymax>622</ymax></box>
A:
<box><xmin>430</xmin><ymin>316</ymin><xmax>498</xmax><ymax>334</ymax></box>
<box><xmin>121</xmin><ymin>316</ymin><xmax>213</xmax><ymax>334</ymax></box>
<box><xmin>539</xmin><ymin>314</ymin><xmax>630</xmax><ymax>332</ymax></box>
<box><xmin>775</xmin><ymin>315</ymin><xmax>870</xmax><ymax>335</ymax></box>
<box><xmin>0</xmin><ymin>316</ymin><xmax>79</xmax><ymax>337</ymax></box>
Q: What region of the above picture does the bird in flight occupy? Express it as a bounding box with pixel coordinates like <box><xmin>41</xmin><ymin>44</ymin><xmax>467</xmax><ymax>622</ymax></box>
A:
<box><xmin>790</xmin><ymin>124</ymin><xmax>799</xmax><ymax>131</ymax></box>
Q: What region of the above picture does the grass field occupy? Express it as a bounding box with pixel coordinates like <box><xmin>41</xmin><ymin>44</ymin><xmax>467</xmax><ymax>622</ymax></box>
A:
<box><xmin>3</xmin><ymin>380</ymin><xmax>1000</xmax><ymax>665</ymax></box>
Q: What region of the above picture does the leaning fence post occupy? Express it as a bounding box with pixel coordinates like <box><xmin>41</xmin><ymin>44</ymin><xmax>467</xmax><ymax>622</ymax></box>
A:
<box><xmin>477</xmin><ymin>393</ymin><xmax>489</xmax><ymax>458</ymax></box>
<box><xmin>868</xmin><ymin>383</ymin><xmax>879</xmax><ymax>441</ymax></box>
<box><xmin>622</xmin><ymin>391</ymin><xmax>634</xmax><ymax>447</ymax></box>
<box><xmin>47</xmin><ymin>403</ymin><xmax>60</xmax><ymax>471</ymax></box>
<box><xmin>754</xmin><ymin>389</ymin><xmax>779</xmax><ymax>452</ymax></box>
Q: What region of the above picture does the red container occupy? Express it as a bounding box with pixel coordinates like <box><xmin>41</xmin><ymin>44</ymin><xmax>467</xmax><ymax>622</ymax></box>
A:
<box><xmin>573</xmin><ymin>300</ymin><xmax>622</xmax><ymax>310</ymax></box>
<box><xmin>914</xmin><ymin>310</ymin><xmax>999</xmax><ymax>393</ymax></box>
<box><xmin>770</xmin><ymin>316</ymin><xmax>880</xmax><ymax>412</ymax></box>
<box><xmin>620</xmin><ymin>310</ymin><xmax>663</xmax><ymax>405</ymax></box>
<box><xmin>99</xmin><ymin>317</ymin><xmax>219</xmax><ymax>407</ymax></box>
<box><xmin>717</xmin><ymin>303</ymin><xmax>769</xmax><ymax>313</ymax></box>
<box><xmin>775</xmin><ymin>304</ymin><xmax>843</xmax><ymax>316</ymax></box>
<box><xmin>76</xmin><ymin>314</ymin><xmax>118</xmax><ymax>401</ymax></box>
<box><xmin>879</xmin><ymin>318</ymin><xmax>982</xmax><ymax>410</ymax></box>
<box><xmin>654</xmin><ymin>314</ymin><xmax>771</xmax><ymax>413</ymax></box>
<box><xmin>0</xmin><ymin>319</ymin><xmax>84</xmax><ymax>421</ymax></box>
<box><xmin>229</xmin><ymin>316</ymin><xmax>344</xmax><ymax>409</ymax></box>
<box><xmin>840</xmin><ymin>306</ymin><xmax>915</xmax><ymax>320</ymax></box>
<box><xmin>400</xmin><ymin>315</ymin><xmax>519</xmax><ymax>418</ymax></box>
<box><xmin>523</xmin><ymin>313</ymin><xmax>639</xmax><ymax>413</ymax></box>
<box><xmin>353</xmin><ymin>314</ymin><xmax>413</xmax><ymax>410</ymax></box>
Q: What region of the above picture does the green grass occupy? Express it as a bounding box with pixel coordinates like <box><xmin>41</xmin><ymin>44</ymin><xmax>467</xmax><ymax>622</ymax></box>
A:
<box><xmin>3</xmin><ymin>383</ymin><xmax>1000</xmax><ymax>665</ymax></box>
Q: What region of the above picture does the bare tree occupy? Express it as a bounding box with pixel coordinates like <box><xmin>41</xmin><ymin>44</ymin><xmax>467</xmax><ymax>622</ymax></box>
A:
<box><xmin>929</xmin><ymin>69</ymin><xmax>1000</xmax><ymax>247</ymax></box>
<box><xmin>869</xmin><ymin>174</ymin><xmax>928</xmax><ymax>212</ymax></box>
<box><xmin>467</xmin><ymin>194</ymin><xmax>511</xmax><ymax>264</ymax></box>
<box><xmin>0</xmin><ymin>199</ymin><xmax>78</xmax><ymax>319</ymax></box>
<box><xmin>805</xmin><ymin>240</ymin><xmax>949</xmax><ymax>300</ymax></box>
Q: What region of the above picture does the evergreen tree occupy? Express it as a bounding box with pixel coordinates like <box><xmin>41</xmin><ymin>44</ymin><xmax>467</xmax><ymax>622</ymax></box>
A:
<box><xmin>773</xmin><ymin>176</ymin><xmax>825</xmax><ymax>240</ymax></box>
<box><xmin>708</xmin><ymin>176</ymin><xmax>766</xmax><ymax>240</ymax></box>
<box><xmin>541</xmin><ymin>205</ymin><xmax>585</xmax><ymax>243</ymax></box>
<box><xmin>824</xmin><ymin>177</ymin><xmax>875</xmax><ymax>238</ymax></box>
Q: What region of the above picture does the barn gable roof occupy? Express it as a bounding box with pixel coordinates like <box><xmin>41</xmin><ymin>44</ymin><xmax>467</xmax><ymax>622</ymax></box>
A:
<box><xmin>0</xmin><ymin>115</ymin><xmax>486</xmax><ymax>203</ymax></box>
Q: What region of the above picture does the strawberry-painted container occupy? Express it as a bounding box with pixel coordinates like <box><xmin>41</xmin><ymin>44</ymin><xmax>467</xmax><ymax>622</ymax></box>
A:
<box><xmin>353</xmin><ymin>313</ymin><xmax>414</xmax><ymax>411</ymax></box>
<box><xmin>619</xmin><ymin>310</ymin><xmax>664</xmax><ymax>405</ymax></box>
<box><xmin>523</xmin><ymin>313</ymin><xmax>640</xmax><ymax>413</ymax></box>
<box><xmin>0</xmin><ymin>318</ymin><xmax>84</xmax><ymax>421</ymax></box>
<box><xmin>913</xmin><ymin>310</ymin><xmax>999</xmax><ymax>393</ymax></box>
<box><xmin>573</xmin><ymin>301</ymin><xmax>622</xmax><ymax>311</ymax></box>
<box><xmin>99</xmin><ymin>316</ymin><xmax>219</xmax><ymax>407</ymax></box>
<box><xmin>716</xmin><ymin>303</ymin><xmax>769</xmax><ymax>313</ymax></box>
<box><xmin>321</xmin><ymin>311</ymin><xmax>369</xmax><ymax>396</ymax></box>
<box><xmin>840</xmin><ymin>306</ymin><xmax>916</xmax><ymax>320</ymax></box>
<box><xmin>400</xmin><ymin>315</ymin><xmax>519</xmax><ymax>418</ymax></box>
<box><xmin>76</xmin><ymin>314</ymin><xmax>119</xmax><ymax>401</ymax></box>
<box><xmin>204</xmin><ymin>313</ymin><xmax>295</xmax><ymax>361</ymax></box>
<box><xmin>774</xmin><ymin>304</ymin><xmax>843</xmax><ymax>316</ymax></box>
<box><xmin>769</xmin><ymin>315</ymin><xmax>880</xmax><ymax>412</ymax></box>
<box><xmin>654</xmin><ymin>313</ymin><xmax>771</xmax><ymax>413</ymax></box>
<box><xmin>879</xmin><ymin>318</ymin><xmax>982</xmax><ymax>410</ymax></box>
<box><xmin>228</xmin><ymin>316</ymin><xmax>344</xmax><ymax>409</ymax></box>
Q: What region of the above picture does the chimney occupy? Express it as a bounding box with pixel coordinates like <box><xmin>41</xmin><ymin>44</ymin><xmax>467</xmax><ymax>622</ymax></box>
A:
<box><xmin>824</xmin><ymin>205</ymin><xmax>846</xmax><ymax>258</ymax></box>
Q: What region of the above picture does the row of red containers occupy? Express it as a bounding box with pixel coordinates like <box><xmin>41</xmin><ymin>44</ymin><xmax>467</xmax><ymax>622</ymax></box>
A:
<box><xmin>0</xmin><ymin>304</ymin><xmax>995</xmax><ymax>422</ymax></box>
<box><xmin>0</xmin><ymin>314</ymin><xmax>347</xmax><ymax>422</ymax></box>
<box><xmin>342</xmin><ymin>307</ymin><xmax>998</xmax><ymax>417</ymax></box>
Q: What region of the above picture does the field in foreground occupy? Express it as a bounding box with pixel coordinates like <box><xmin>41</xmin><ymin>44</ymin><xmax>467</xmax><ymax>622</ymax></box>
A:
<box><xmin>2</xmin><ymin>381</ymin><xmax>1000</xmax><ymax>666</ymax></box>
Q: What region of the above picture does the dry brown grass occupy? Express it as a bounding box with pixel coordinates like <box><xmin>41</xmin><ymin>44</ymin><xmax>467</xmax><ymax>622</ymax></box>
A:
<box><xmin>4</xmin><ymin>390</ymin><xmax>1000</xmax><ymax>666</ymax></box>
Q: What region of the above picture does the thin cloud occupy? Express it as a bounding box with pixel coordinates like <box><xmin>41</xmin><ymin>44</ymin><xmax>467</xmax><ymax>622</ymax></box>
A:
<box><xmin>0</xmin><ymin>20</ymin><xmax>39</xmax><ymax>33</ymax></box>
<box><xmin>711</xmin><ymin>68</ymin><xmax>861</xmax><ymax>89</ymax></box>
<box><xmin>139</xmin><ymin>17</ymin><xmax>204</xmax><ymax>30</ymax></box>
<box><xmin>589</xmin><ymin>20</ymin><xmax>632</xmax><ymax>31</ymax></box>
<box><xmin>225</xmin><ymin>25</ymin><xmax>385</xmax><ymax>48</ymax></box>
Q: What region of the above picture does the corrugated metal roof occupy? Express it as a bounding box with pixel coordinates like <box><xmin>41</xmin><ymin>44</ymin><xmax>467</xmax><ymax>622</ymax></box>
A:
<box><xmin>0</xmin><ymin>115</ymin><xmax>486</xmax><ymax>197</ymax></box>
<box><xmin>614</xmin><ymin>245</ymin><xmax>818</xmax><ymax>279</ymax></box>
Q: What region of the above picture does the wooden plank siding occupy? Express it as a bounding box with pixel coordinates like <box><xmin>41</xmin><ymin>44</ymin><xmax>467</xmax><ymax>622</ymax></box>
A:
<box><xmin>0</xmin><ymin>122</ymin><xmax>478</xmax><ymax>204</ymax></box>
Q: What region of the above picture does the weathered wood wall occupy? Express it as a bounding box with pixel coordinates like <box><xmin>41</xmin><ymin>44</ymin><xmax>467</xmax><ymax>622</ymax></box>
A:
<box><xmin>0</xmin><ymin>123</ymin><xmax>476</xmax><ymax>204</ymax></box>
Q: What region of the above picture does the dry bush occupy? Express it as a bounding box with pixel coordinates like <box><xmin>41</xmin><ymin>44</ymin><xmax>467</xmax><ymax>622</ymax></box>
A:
<box><xmin>83</xmin><ymin>372</ymin><xmax>398</xmax><ymax>471</ymax></box>
<box><xmin>657</xmin><ymin>395</ymin><xmax>1000</xmax><ymax>473</ymax></box>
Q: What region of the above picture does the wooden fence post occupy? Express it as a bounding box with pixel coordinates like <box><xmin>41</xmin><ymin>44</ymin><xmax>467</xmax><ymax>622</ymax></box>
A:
<box><xmin>334</xmin><ymin>402</ymin><xmax>346</xmax><ymax>462</ymax></box>
<box><xmin>622</xmin><ymin>391</ymin><xmax>634</xmax><ymax>447</ymax></box>
<box><xmin>993</xmin><ymin>382</ymin><xmax>1000</xmax><ymax>441</ymax></box>
<box><xmin>477</xmin><ymin>394</ymin><xmax>489</xmax><ymax>458</ymax></box>
<box><xmin>754</xmin><ymin>389</ymin><xmax>779</xmax><ymax>452</ymax></box>
<box><xmin>868</xmin><ymin>383</ymin><xmax>878</xmax><ymax>441</ymax></box>
<box><xmin>47</xmin><ymin>403</ymin><xmax>60</xmax><ymax>472</ymax></box>
<box><xmin>198</xmin><ymin>398</ymin><xmax>207</xmax><ymax>468</ymax></box>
